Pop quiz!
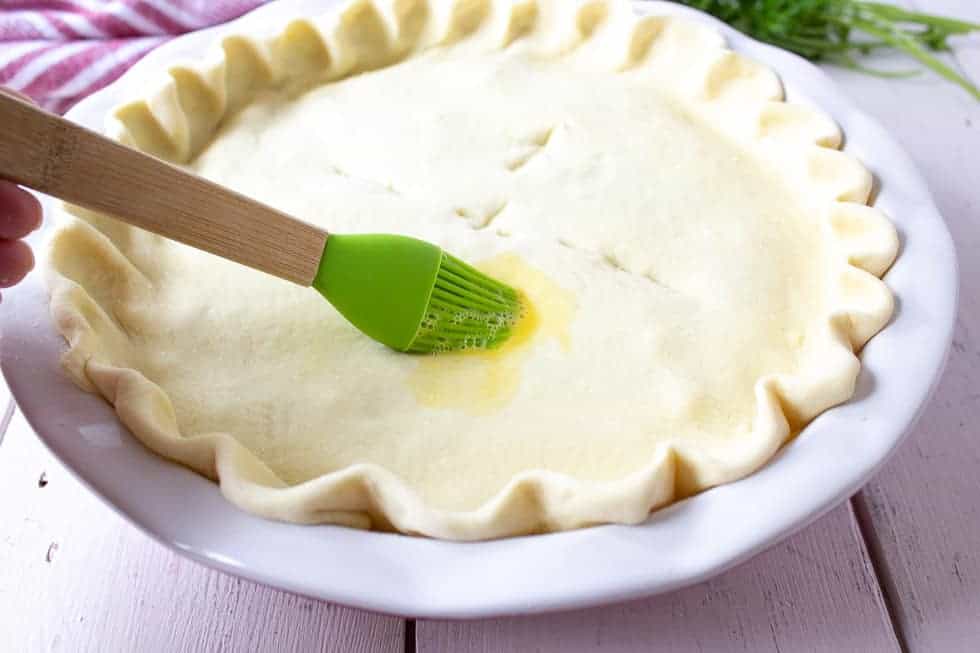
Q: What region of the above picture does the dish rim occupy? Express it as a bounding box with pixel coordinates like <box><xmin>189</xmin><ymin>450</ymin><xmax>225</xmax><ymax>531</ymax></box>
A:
<box><xmin>1</xmin><ymin>0</ymin><xmax>957</xmax><ymax>618</ymax></box>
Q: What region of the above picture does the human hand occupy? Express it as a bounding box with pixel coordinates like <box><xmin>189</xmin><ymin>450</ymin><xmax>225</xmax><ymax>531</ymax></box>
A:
<box><xmin>0</xmin><ymin>87</ymin><xmax>42</xmax><ymax>300</ymax></box>
<box><xmin>0</xmin><ymin>180</ymin><xmax>41</xmax><ymax>298</ymax></box>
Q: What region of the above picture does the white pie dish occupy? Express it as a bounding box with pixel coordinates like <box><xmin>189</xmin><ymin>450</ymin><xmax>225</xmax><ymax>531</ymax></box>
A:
<box><xmin>0</xmin><ymin>0</ymin><xmax>956</xmax><ymax>618</ymax></box>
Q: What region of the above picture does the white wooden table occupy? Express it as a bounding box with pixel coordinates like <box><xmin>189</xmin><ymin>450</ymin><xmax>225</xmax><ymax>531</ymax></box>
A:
<box><xmin>2</xmin><ymin>1</ymin><xmax>978</xmax><ymax>649</ymax></box>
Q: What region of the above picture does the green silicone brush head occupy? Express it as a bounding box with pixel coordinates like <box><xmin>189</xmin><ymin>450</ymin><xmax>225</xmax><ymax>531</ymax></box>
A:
<box><xmin>408</xmin><ymin>251</ymin><xmax>521</xmax><ymax>353</ymax></box>
<box><xmin>312</xmin><ymin>234</ymin><xmax>523</xmax><ymax>353</ymax></box>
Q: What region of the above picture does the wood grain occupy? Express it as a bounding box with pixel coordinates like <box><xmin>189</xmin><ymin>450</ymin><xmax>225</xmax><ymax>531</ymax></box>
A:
<box><xmin>823</xmin><ymin>1</ymin><xmax>980</xmax><ymax>650</ymax></box>
<box><xmin>0</xmin><ymin>401</ymin><xmax>402</xmax><ymax>653</ymax></box>
<box><xmin>417</xmin><ymin>504</ymin><xmax>900</xmax><ymax>653</ymax></box>
<box><xmin>0</xmin><ymin>93</ymin><xmax>327</xmax><ymax>286</ymax></box>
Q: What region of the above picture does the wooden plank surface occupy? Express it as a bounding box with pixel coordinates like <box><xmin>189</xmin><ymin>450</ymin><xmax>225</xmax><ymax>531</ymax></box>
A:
<box><xmin>821</xmin><ymin>1</ymin><xmax>980</xmax><ymax>650</ymax></box>
<box><xmin>0</xmin><ymin>395</ymin><xmax>403</xmax><ymax>653</ymax></box>
<box><xmin>417</xmin><ymin>503</ymin><xmax>899</xmax><ymax>653</ymax></box>
<box><xmin>3</xmin><ymin>0</ymin><xmax>979</xmax><ymax>650</ymax></box>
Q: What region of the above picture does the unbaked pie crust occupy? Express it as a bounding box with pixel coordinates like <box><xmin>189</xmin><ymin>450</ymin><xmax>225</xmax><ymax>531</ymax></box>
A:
<box><xmin>47</xmin><ymin>0</ymin><xmax>898</xmax><ymax>539</ymax></box>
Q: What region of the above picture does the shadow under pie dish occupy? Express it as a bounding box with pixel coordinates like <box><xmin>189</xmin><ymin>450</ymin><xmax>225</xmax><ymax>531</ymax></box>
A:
<box><xmin>45</xmin><ymin>0</ymin><xmax>898</xmax><ymax>540</ymax></box>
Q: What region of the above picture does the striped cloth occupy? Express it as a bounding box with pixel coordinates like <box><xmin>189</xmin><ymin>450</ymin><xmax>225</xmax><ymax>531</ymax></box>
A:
<box><xmin>0</xmin><ymin>1</ymin><xmax>267</xmax><ymax>114</ymax></box>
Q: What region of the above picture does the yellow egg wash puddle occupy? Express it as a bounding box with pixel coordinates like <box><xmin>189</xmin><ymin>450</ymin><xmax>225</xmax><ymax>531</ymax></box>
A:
<box><xmin>408</xmin><ymin>253</ymin><xmax>576</xmax><ymax>415</ymax></box>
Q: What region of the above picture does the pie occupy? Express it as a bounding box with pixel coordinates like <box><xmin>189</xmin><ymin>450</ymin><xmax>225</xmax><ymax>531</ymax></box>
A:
<box><xmin>46</xmin><ymin>0</ymin><xmax>898</xmax><ymax>539</ymax></box>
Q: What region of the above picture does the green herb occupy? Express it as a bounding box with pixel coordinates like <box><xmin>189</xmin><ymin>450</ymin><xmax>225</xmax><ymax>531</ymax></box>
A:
<box><xmin>675</xmin><ymin>0</ymin><xmax>980</xmax><ymax>99</ymax></box>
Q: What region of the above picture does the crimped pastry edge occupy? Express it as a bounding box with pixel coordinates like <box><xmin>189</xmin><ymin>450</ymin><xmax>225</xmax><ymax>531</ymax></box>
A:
<box><xmin>45</xmin><ymin>0</ymin><xmax>898</xmax><ymax>540</ymax></box>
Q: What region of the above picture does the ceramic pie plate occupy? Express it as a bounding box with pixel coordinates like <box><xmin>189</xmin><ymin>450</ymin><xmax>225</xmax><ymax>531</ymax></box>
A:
<box><xmin>1</xmin><ymin>0</ymin><xmax>956</xmax><ymax>618</ymax></box>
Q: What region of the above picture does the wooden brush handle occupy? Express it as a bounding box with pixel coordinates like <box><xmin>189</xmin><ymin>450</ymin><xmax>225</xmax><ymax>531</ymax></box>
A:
<box><xmin>0</xmin><ymin>90</ymin><xmax>328</xmax><ymax>286</ymax></box>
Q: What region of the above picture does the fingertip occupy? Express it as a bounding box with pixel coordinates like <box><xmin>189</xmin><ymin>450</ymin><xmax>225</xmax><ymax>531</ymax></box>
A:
<box><xmin>0</xmin><ymin>239</ymin><xmax>34</xmax><ymax>288</ymax></box>
<box><xmin>0</xmin><ymin>181</ymin><xmax>43</xmax><ymax>239</ymax></box>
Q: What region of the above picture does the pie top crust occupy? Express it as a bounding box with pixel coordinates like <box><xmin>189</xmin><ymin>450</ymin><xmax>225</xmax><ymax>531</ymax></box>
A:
<box><xmin>46</xmin><ymin>0</ymin><xmax>898</xmax><ymax>539</ymax></box>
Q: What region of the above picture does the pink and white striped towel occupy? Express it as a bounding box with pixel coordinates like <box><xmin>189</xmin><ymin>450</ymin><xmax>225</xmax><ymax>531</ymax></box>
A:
<box><xmin>1</xmin><ymin>1</ymin><xmax>267</xmax><ymax>114</ymax></box>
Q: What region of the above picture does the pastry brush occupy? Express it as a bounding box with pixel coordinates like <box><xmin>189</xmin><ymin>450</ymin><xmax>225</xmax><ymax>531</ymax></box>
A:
<box><xmin>0</xmin><ymin>91</ymin><xmax>521</xmax><ymax>353</ymax></box>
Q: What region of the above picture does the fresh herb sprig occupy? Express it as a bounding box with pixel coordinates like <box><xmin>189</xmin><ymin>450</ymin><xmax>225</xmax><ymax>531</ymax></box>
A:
<box><xmin>676</xmin><ymin>0</ymin><xmax>980</xmax><ymax>99</ymax></box>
